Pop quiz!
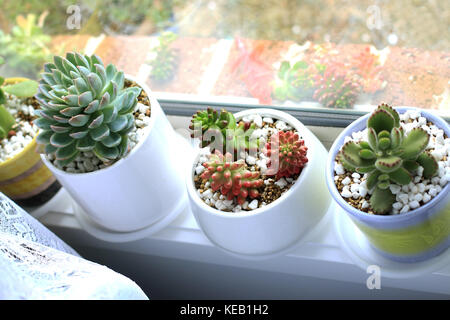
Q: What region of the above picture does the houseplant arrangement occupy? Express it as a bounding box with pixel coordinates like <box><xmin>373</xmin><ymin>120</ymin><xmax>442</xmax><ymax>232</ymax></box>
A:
<box><xmin>327</xmin><ymin>103</ymin><xmax>450</xmax><ymax>262</ymax></box>
<box><xmin>186</xmin><ymin>107</ymin><xmax>330</xmax><ymax>257</ymax></box>
<box><xmin>0</xmin><ymin>57</ymin><xmax>60</xmax><ymax>207</ymax></box>
<box><xmin>34</xmin><ymin>52</ymin><xmax>187</xmax><ymax>233</ymax></box>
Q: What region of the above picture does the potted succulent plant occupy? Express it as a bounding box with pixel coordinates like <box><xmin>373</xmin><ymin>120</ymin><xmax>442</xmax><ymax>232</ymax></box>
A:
<box><xmin>186</xmin><ymin>107</ymin><xmax>331</xmax><ymax>257</ymax></box>
<box><xmin>34</xmin><ymin>52</ymin><xmax>187</xmax><ymax>233</ymax></box>
<box><xmin>327</xmin><ymin>104</ymin><xmax>450</xmax><ymax>262</ymax></box>
<box><xmin>0</xmin><ymin>57</ymin><xmax>60</xmax><ymax>207</ymax></box>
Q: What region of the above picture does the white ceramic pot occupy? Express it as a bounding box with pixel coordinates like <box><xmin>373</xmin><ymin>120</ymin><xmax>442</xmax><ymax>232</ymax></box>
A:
<box><xmin>42</xmin><ymin>76</ymin><xmax>187</xmax><ymax>232</ymax></box>
<box><xmin>186</xmin><ymin>108</ymin><xmax>331</xmax><ymax>256</ymax></box>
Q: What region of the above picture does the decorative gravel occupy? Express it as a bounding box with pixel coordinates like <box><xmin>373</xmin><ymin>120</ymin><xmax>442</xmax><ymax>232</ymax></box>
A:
<box><xmin>193</xmin><ymin>115</ymin><xmax>303</xmax><ymax>213</ymax></box>
<box><xmin>50</xmin><ymin>80</ymin><xmax>152</xmax><ymax>173</ymax></box>
<box><xmin>0</xmin><ymin>94</ymin><xmax>39</xmax><ymax>163</ymax></box>
<box><xmin>334</xmin><ymin>109</ymin><xmax>450</xmax><ymax>215</ymax></box>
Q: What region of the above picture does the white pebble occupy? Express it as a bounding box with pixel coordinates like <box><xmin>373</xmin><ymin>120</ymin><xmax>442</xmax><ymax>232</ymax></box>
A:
<box><xmin>232</xmin><ymin>205</ymin><xmax>242</xmax><ymax>212</ymax></box>
<box><xmin>195</xmin><ymin>165</ymin><xmax>205</xmax><ymax>175</ymax></box>
<box><xmin>335</xmin><ymin>163</ymin><xmax>345</xmax><ymax>175</ymax></box>
<box><xmin>248</xmin><ymin>199</ymin><xmax>258</xmax><ymax>210</ymax></box>
<box><xmin>263</xmin><ymin>117</ymin><xmax>273</xmax><ymax>124</ymax></box>
<box><xmin>275</xmin><ymin>120</ymin><xmax>287</xmax><ymax>131</ymax></box>
<box><xmin>350</xmin><ymin>183</ymin><xmax>360</xmax><ymax>193</ymax></box>
<box><xmin>398</xmin><ymin>193</ymin><xmax>409</xmax><ymax>205</ymax></box>
<box><xmin>351</xmin><ymin>173</ymin><xmax>361</xmax><ymax>179</ymax></box>
<box><xmin>275</xmin><ymin>178</ymin><xmax>288</xmax><ymax>188</ymax></box>
<box><xmin>413</xmin><ymin>194</ymin><xmax>423</xmax><ymax>202</ymax></box>
<box><xmin>361</xmin><ymin>200</ymin><xmax>369</xmax><ymax>209</ymax></box>
<box><xmin>342</xmin><ymin>177</ymin><xmax>351</xmax><ymax>185</ymax></box>
<box><xmin>392</xmin><ymin>202</ymin><xmax>403</xmax><ymax>210</ymax></box>
<box><xmin>389</xmin><ymin>184</ymin><xmax>401</xmax><ymax>194</ymax></box>
<box><xmin>409</xmin><ymin>200</ymin><xmax>420</xmax><ymax>209</ymax></box>
<box><xmin>428</xmin><ymin>187</ymin><xmax>438</xmax><ymax>197</ymax></box>
<box><xmin>341</xmin><ymin>189</ymin><xmax>352</xmax><ymax>198</ymax></box>
<box><xmin>400</xmin><ymin>205</ymin><xmax>410</xmax><ymax>214</ymax></box>
<box><xmin>246</xmin><ymin>155</ymin><xmax>256</xmax><ymax>165</ymax></box>
<box><xmin>202</xmin><ymin>189</ymin><xmax>213</xmax><ymax>199</ymax></box>
<box><xmin>417</xmin><ymin>183</ymin><xmax>426</xmax><ymax>193</ymax></box>
<box><xmin>359</xmin><ymin>186</ymin><xmax>368</xmax><ymax>197</ymax></box>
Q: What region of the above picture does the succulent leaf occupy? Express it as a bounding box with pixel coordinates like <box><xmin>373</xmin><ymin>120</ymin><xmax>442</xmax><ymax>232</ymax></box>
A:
<box><xmin>378</xmin><ymin>103</ymin><xmax>400</xmax><ymax>128</ymax></box>
<box><xmin>375</xmin><ymin>156</ymin><xmax>402</xmax><ymax>173</ymax></box>
<box><xmin>367</xmin><ymin>109</ymin><xmax>395</xmax><ymax>134</ymax></box>
<box><xmin>388</xmin><ymin>167</ymin><xmax>412</xmax><ymax>185</ymax></box>
<box><xmin>378</xmin><ymin>137</ymin><xmax>391</xmax><ymax>150</ymax></box>
<box><xmin>341</xmin><ymin>141</ymin><xmax>374</xmax><ymax>168</ymax></box>
<box><xmin>390</xmin><ymin>127</ymin><xmax>403</xmax><ymax>149</ymax></box>
<box><xmin>416</xmin><ymin>152</ymin><xmax>438</xmax><ymax>179</ymax></box>
<box><xmin>399</xmin><ymin>128</ymin><xmax>429</xmax><ymax>159</ymax></box>
<box><xmin>367</xmin><ymin>127</ymin><xmax>378</xmax><ymax>151</ymax></box>
<box><xmin>370</xmin><ymin>187</ymin><xmax>395</xmax><ymax>214</ymax></box>
<box><xmin>366</xmin><ymin>170</ymin><xmax>381</xmax><ymax>190</ymax></box>
<box><xmin>402</xmin><ymin>160</ymin><xmax>419</xmax><ymax>173</ymax></box>
<box><xmin>359</xmin><ymin>149</ymin><xmax>376</xmax><ymax>160</ymax></box>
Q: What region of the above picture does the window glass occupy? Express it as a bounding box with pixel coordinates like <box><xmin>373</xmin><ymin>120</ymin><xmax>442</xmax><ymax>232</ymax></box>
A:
<box><xmin>0</xmin><ymin>0</ymin><xmax>448</xmax><ymax>120</ymax></box>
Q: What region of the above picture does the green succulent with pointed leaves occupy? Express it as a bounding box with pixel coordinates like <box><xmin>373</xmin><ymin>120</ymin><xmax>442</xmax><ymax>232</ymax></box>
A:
<box><xmin>33</xmin><ymin>52</ymin><xmax>141</xmax><ymax>167</ymax></box>
<box><xmin>189</xmin><ymin>107</ymin><xmax>236</xmax><ymax>148</ymax></box>
<box><xmin>272</xmin><ymin>60</ymin><xmax>315</xmax><ymax>102</ymax></box>
<box><xmin>338</xmin><ymin>104</ymin><xmax>438</xmax><ymax>214</ymax></box>
<box><xmin>189</xmin><ymin>108</ymin><xmax>259</xmax><ymax>154</ymax></box>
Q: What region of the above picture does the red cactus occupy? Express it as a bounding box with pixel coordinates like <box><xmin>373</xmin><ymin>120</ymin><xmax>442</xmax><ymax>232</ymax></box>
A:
<box><xmin>201</xmin><ymin>150</ymin><xmax>264</xmax><ymax>205</ymax></box>
<box><xmin>313</xmin><ymin>63</ymin><xmax>361</xmax><ymax>109</ymax></box>
<box><xmin>265</xmin><ymin>131</ymin><xmax>308</xmax><ymax>179</ymax></box>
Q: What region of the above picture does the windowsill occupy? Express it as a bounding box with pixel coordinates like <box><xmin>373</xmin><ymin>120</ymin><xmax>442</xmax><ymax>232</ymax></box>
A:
<box><xmin>37</xmin><ymin>185</ymin><xmax>450</xmax><ymax>298</ymax></box>
<box><xmin>30</xmin><ymin>117</ymin><xmax>449</xmax><ymax>298</ymax></box>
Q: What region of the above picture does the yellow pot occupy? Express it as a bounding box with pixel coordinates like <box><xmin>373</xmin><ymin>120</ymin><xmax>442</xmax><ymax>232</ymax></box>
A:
<box><xmin>0</xmin><ymin>77</ymin><xmax>59</xmax><ymax>206</ymax></box>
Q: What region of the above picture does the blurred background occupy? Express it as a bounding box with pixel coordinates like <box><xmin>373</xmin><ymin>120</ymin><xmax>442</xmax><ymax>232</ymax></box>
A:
<box><xmin>0</xmin><ymin>0</ymin><xmax>448</xmax><ymax>115</ymax></box>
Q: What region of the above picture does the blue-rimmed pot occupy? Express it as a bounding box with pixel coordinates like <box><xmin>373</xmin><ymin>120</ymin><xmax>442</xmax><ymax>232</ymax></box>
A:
<box><xmin>326</xmin><ymin>107</ymin><xmax>450</xmax><ymax>263</ymax></box>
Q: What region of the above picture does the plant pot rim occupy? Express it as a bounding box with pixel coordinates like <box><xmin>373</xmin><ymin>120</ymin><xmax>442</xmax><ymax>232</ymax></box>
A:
<box><xmin>187</xmin><ymin>107</ymin><xmax>315</xmax><ymax>218</ymax></box>
<box><xmin>326</xmin><ymin>106</ymin><xmax>450</xmax><ymax>223</ymax></box>
<box><xmin>41</xmin><ymin>74</ymin><xmax>155</xmax><ymax>177</ymax></box>
<box><xmin>0</xmin><ymin>77</ymin><xmax>38</xmax><ymax>169</ymax></box>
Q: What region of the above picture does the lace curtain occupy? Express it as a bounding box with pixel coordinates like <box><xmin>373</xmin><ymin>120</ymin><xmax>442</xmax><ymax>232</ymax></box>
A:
<box><xmin>0</xmin><ymin>192</ymin><xmax>148</xmax><ymax>300</ymax></box>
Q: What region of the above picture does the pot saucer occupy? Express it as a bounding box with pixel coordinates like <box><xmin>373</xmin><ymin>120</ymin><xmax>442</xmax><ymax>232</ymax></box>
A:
<box><xmin>334</xmin><ymin>205</ymin><xmax>450</xmax><ymax>279</ymax></box>
<box><xmin>72</xmin><ymin>193</ymin><xmax>187</xmax><ymax>243</ymax></box>
<box><xmin>206</xmin><ymin>201</ymin><xmax>334</xmax><ymax>261</ymax></box>
<box><xmin>72</xmin><ymin>132</ymin><xmax>193</xmax><ymax>243</ymax></box>
<box><xmin>26</xmin><ymin>187</ymin><xmax>71</xmax><ymax>219</ymax></box>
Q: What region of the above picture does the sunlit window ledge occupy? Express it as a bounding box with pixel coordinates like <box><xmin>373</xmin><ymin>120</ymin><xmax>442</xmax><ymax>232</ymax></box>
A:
<box><xmin>34</xmin><ymin>115</ymin><xmax>450</xmax><ymax>297</ymax></box>
<box><xmin>38</xmin><ymin>187</ymin><xmax>450</xmax><ymax>297</ymax></box>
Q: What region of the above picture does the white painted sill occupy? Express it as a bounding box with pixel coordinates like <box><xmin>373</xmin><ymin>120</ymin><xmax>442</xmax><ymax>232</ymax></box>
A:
<box><xmin>35</xmin><ymin>116</ymin><xmax>450</xmax><ymax>298</ymax></box>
